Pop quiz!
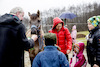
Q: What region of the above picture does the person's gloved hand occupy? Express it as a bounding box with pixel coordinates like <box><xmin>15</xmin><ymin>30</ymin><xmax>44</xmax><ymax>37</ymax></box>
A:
<box><xmin>93</xmin><ymin>64</ymin><xmax>99</xmax><ymax>67</ymax></box>
<box><xmin>31</xmin><ymin>35</ymin><xmax>38</xmax><ymax>42</ymax></box>
<box><xmin>66</xmin><ymin>49</ymin><xmax>71</xmax><ymax>54</ymax></box>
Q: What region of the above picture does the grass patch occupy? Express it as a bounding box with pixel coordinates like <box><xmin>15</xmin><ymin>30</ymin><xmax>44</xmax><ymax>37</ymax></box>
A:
<box><xmin>76</xmin><ymin>31</ymin><xmax>89</xmax><ymax>46</ymax></box>
<box><xmin>76</xmin><ymin>38</ymin><xmax>87</xmax><ymax>46</ymax></box>
<box><xmin>77</xmin><ymin>31</ymin><xmax>89</xmax><ymax>35</ymax></box>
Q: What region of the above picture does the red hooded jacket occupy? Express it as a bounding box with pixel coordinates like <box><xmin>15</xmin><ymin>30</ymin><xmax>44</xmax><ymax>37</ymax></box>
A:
<box><xmin>49</xmin><ymin>17</ymin><xmax>72</xmax><ymax>54</ymax></box>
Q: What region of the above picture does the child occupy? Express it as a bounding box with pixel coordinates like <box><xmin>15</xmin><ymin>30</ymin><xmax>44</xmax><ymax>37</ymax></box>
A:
<box><xmin>32</xmin><ymin>33</ymin><xmax>69</xmax><ymax>67</ymax></box>
<box><xmin>70</xmin><ymin>42</ymin><xmax>87</xmax><ymax>67</ymax></box>
<box><xmin>87</xmin><ymin>16</ymin><xmax>100</xmax><ymax>67</ymax></box>
<box><xmin>49</xmin><ymin>17</ymin><xmax>72</xmax><ymax>60</ymax></box>
<box><xmin>71</xmin><ymin>25</ymin><xmax>77</xmax><ymax>44</ymax></box>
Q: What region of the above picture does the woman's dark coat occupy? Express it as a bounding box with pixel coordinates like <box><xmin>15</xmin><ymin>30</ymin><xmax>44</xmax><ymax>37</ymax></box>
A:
<box><xmin>87</xmin><ymin>26</ymin><xmax>100</xmax><ymax>66</ymax></box>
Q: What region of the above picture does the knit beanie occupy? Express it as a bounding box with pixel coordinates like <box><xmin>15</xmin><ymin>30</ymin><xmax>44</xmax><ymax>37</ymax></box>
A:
<box><xmin>87</xmin><ymin>16</ymin><xmax>100</xmax><ymax>27</ymax></box>
<box><xmin>74</xmin><ymin>43</ymin><xmax>80</xmax><ymax>53</ymax></box>
<box><xmin>44</xmin><ymin>33</ymin><xmax>57</xmax><ymax>46</ymax></box>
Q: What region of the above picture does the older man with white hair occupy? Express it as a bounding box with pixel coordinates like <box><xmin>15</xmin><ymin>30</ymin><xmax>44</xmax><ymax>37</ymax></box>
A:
<box><xmin>0</xmin><ymin>7</ymin><xmax>38</xmax><ymax>67</ymax></box>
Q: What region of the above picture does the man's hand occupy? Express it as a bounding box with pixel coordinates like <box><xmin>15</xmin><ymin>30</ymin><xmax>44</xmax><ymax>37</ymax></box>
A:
<box><xmin>31</xmin><ymin>35</ymin><xmax>38</xmax><ymax>42</ymax></box>
<box><xmin>93</xmin><ymin>64</ymin><xmax>99</xmax><ymax>67</ymax></box>
<box><xmin>66</xmin><ymin>49</ymin><xmax>71</xmax><ymax>54</ymax></box>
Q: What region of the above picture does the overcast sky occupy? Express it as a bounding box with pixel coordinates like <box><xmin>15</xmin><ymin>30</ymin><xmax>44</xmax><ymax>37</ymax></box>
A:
<box><xmin>0</xmin><ymin>0</ymin><xmax>100</xmax><ymax>16</ymax></box>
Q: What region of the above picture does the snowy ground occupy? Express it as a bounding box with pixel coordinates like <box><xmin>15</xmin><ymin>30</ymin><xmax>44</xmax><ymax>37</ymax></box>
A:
<box><xmin>24</xmin><ymin>51</ymin><xmax>31</xmax><ymax>67</ymax></box>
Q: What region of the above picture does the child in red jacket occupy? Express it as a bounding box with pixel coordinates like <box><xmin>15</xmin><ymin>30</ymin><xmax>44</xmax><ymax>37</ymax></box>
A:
<box><xmin>49</xmin><ymin>17</ymin><xmax>72</xmax><ymax>60</ymax></box>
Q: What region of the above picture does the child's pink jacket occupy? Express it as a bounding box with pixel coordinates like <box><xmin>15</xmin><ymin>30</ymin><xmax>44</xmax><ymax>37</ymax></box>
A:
<box><xmin>71</xmin><ymin>25</ymin><xmax>77</xmax><ymax>43</ymax></box>
<box><xmin>70</xmin><ymin>42</ymin><xmax>87</xmax><ymax>67</ymax></box>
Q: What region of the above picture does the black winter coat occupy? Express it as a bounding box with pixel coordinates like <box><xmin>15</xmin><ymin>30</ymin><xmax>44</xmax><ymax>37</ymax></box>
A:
<box><xmin>0</xmin><ymin>14</ymin><xmax>34</xmax><ymax>67</ymax></box>
<box><xmin>86</xmin><ymin>26</ymin><xmax>100</xmax><ymax>66</ymax></box>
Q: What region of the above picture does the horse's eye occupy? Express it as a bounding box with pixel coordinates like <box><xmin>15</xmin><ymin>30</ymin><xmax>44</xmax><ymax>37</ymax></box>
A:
<box><xmin>38</xmin><ymin>20</ymin><xmax>40</xmax><ymax>23</ymax></box>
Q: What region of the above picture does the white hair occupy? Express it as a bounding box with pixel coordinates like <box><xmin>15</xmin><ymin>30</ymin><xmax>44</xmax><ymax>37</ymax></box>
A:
<box><xmin>10</xmin><ymin>7</ymin><xmax>24</xmax><ymax>14</ymax></box>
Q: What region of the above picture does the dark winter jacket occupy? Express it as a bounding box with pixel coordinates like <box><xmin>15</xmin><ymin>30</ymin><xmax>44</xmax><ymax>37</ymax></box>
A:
<box><xmin>86</xmin><ymin>26</ymin><xmax>100</xmax><ymax>66</ymax></box>
<box><xmin>0</xmin><ymin>14</ymin><xmax>34</xmax><ymax>67</ymax></box>
<box><xmin>32</xmin><ymin>46</ymin><xmax>69</xmax><ymax>67</ymax></box>
<box><xmin>49</xmin><ymin>17</ymin><xmax>72</xmax><ymax>54</ymax></box>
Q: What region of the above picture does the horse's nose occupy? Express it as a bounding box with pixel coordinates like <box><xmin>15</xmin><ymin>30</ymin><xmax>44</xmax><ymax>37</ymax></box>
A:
<box><xmin>38</xmin><ymin>20</ymin><xmax>41</xmax><ymax>23</ymax></box>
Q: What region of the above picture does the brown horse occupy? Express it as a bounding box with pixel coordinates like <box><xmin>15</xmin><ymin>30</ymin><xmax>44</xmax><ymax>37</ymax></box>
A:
<box><xmin>26</xmin><ymin>10</ymin><xmax>44</xmax><ymax>64</ymax></box>
<box><xmin>24</xmin><ymin>10</ymin><xmax>61</xmax><ymax>66</ymax></box>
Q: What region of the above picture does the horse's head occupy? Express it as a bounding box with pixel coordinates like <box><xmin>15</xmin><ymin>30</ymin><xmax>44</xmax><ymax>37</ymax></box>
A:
<box><xmin>27</xmin><ymin>11</ymin><xmax>44</xmax><ymax>62</ymax></box>
<box><xmin>28</xmin><ymin>10</ymin><xmax>41</xmax><ymax>28</ymax></box>
<box><xmin>31</xmin><ymin>25</ymin><xmax>40</xmax><ymax>35</ymax></box>
<box><xmin>28</xmin><ymin>10</ymin><xmax>41</xmax><ymax>35</ymax></box>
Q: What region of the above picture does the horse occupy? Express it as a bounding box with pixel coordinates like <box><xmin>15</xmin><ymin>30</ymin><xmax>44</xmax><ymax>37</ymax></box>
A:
<box><xmin>26</xmin><ymin>10</ymin><xmax>44</xmax><ymax>64</ymax></box>
<box><xmin>23</xmin><ymin>10</ymin><xmax>60</xmax><ymax>67</ymax></box>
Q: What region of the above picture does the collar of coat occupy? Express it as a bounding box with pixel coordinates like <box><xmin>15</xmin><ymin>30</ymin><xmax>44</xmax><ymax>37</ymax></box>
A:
<box><xmin>90</xmin><ymin>26</ymin><xmax>99</xmax><ymax>34</ymax></box>
<box><xmin>44</xmin><ymin>46</ymin><xmax>57</xmax><ymax>51</ymax></box>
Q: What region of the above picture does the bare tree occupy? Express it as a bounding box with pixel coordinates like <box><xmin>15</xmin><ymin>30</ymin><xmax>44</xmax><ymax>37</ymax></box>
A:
<box><xmin>41</xmin><ymin>2</ymin><xmax>100</xmax><ymax>32</ymax></box>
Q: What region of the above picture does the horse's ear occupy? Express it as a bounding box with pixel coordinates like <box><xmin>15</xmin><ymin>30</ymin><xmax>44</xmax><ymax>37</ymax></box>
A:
<box><xmin>37</xmin><ymin>10</ymin><xmax>40</xmax><ymax>17</ymax></box>
<box><xmin>28</xmin><ymin>12</ymin><xmax>31</xmax><ymax>16</ymax></box>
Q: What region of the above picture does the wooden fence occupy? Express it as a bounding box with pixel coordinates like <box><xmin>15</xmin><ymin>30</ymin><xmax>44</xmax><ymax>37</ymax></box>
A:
<box><xmin>42</xmin><ymin>23</ymin><xmax>88</xmax><ymax>33</ymax></box>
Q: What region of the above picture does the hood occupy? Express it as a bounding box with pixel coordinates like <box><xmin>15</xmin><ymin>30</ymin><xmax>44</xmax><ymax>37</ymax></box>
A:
<box><xmin>72</xmin><ymin>25</ymin><xmax>76</xmax><ymax>30</ymax></box>
<box><xmin>77</xmin><ymin>42</ymin><xmax>85</xmax><ymax>57</ymax></box>
<box><xmin>0</xmin><ymin>14</ymin><xmax>21</xmax><ymax>25</ymax></box>
<box><xmin>52</xmin><ymin>17</ymin><xmax>64</xmax><ymax>30</ymax></box>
